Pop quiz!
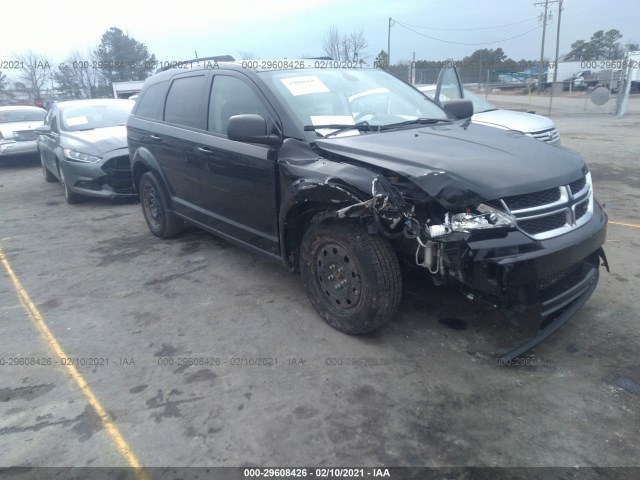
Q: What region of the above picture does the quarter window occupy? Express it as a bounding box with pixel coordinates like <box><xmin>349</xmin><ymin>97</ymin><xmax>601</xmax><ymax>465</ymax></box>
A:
<box><xmin>135</xmin><ymin>81</ymin><xmax>168</xmax><ymax>121</ymax></box>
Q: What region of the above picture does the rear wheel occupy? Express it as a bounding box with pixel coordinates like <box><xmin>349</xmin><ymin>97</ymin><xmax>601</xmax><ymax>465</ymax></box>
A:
<box><xmin>58</xmin><ymin>163</ymin><xmax>82</xmax><ymax>204</ymax></box>
<box><xmin>300</xmin><ymin>219</ymin><xmax>402</xmax><ymax>334</ymax></box>
<box><xmin>139</xmin><ymin>171</ymin><xmax>184</xmax><ymax>238</ymax></box>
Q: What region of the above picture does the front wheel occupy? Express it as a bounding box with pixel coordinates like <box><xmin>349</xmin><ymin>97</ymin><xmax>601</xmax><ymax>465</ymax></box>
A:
<box><xmin>139</xmin><ymin>171</ymin><xmax>184</xmax><ymax>238</ymax></box>
<box><xmin>300</xmin><ymin>219</ymin><xmax>402</xmax><ymax>334</ymax></box>
<box><xmin>41</xmin><ymin>152</ymin><xmax>57</xmax><ymax>182</ymax></box>
<box><xmin>58</xmin><ymin>163</ymin><xmax>82</xmax><ymax>204</ymax></box>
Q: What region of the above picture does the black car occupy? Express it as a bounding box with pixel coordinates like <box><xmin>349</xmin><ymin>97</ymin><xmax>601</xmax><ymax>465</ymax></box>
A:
<box><xmin>127</xmin><ymin>59</ymin><xmax>608</xmax><ymax>360</ymax></box>
<box><xmin>37</xmin><ymin>99</ymin><xmax>136</xmax><ymax>204</ymax></box>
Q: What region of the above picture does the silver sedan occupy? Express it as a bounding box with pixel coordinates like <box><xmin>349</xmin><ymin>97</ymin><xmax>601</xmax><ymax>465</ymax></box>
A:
<box><xmin>0</xmin><ymin>106</ymin><xmax>46</xmax><ymax>157</ymax></box>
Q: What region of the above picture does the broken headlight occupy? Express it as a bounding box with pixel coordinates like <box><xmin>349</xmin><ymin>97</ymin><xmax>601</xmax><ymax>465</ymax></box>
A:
<box><xmin>428</xmin><ymin>203</ymin><xmax>516</xmax><ymax>237</ymax></box>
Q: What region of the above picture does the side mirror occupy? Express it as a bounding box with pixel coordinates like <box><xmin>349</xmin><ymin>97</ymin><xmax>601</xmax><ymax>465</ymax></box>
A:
<box><xmin>34</xmin><ymin>125</ymin><xmax>52</xmax><ymax>135</ymax></box>
<box><xmin>444</xmin><ymin>100</ymin><xmax>474</xmax><ymax>120</ymax></box>
<box><xmin>227</xmin><ymin>114</ymin><xmax>280</xmax><ymax>146</ymax></box>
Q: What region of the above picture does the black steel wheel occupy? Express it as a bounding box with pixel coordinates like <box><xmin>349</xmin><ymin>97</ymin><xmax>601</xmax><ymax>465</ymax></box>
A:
<box><xmin>139</xmin><ymin>171</ymin><xmax>184</xmax><ymax>238</ymax></box>
<box><xmin>300</xmin><ymin>219</ymin><xmax>402</xmax><ymax>334</ymax></box>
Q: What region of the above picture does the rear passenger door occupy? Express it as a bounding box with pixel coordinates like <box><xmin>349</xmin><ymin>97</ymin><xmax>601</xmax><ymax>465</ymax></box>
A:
<box><xmin>196</xmin><ymin>73</ymin><xmax>280</xmax><ymax>256</ymax></box>
<box><xmin>156</xmin><ymin>72</ymin><xmax>210</xmax><ymax>213</ymax></box>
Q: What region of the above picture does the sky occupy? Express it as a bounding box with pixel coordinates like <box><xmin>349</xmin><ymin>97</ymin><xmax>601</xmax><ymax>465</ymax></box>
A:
<box><xmin>1</xmin><ymin>0</ymin><xmax>638</xmax><ymax>75</ymax></box>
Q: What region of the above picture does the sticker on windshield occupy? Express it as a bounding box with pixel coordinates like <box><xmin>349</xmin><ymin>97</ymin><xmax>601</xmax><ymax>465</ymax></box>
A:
<box><xmin>65</xmin><ymin>116</ymin><xmax>88</xmax><ymax>127</ymax></box>
<box><xmin>281</xmin><ymin>76</ymin><xmax>329</xmax><ymax>96</ymax></box>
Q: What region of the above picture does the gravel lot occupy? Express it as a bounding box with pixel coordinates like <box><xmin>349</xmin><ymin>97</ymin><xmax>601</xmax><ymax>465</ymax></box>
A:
<box><xmin>0</xmin><ymin>110</ymin><xmax>638</xmax><ymax>474</ymax></box>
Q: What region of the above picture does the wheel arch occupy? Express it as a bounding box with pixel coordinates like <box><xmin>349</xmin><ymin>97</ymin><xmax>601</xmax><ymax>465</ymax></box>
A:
<box><xmin>280</xmin><ymin>182</ymin><xmax>370</xmax><ymax>271</ymax></box>
<box><xmin>131</xmin><ymin>148</ymin><xmax>168</xmax><ymax>196</ymax></box>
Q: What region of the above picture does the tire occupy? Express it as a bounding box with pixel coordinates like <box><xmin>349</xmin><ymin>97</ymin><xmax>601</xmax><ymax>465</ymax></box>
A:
<box><xmin>139</xmin><ymin>171</ymin><xmax>184</xmax><ymax>238</ymax></box>
<box><xmin>41</xmin><ymin>153</ymin><xmax>56</xmax><ymax>182</ymax></box>
<box><xmin>58</xmin><ymin>162</ymin><xmax>82</xmax><ymax>204</ymax></box>
<box><xmin>300</xmin><ymin>219</ymin><xmax>402</xmax><ymax>334</ymax></box>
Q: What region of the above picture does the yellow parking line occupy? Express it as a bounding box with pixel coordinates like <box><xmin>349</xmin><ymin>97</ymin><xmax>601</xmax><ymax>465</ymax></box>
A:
<box><xmin>609</xmin><ymin>220</ymin><xmax>640</xmax><ymax>229</ymax></box>
<box><xmin>0</xmin><ymin>246</ymin><xmax>147</xmax><ymax>479</ymax></box>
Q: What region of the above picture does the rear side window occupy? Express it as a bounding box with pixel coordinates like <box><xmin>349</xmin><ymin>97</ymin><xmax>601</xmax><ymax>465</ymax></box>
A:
<box><xmin>164</xmin><ymin>75</ymin><xmax>207</xmax><ymax>129</ymax></box>
<box><xmin>135</xmin><ymin>81</ymin><xmax>168</xmax><ymax>121</ymax></box>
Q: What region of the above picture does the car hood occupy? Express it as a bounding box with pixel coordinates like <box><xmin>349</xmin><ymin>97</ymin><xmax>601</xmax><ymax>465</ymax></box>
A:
<box><xmin>0</xmin><ymin>121</ymin><xmax>43</xmax><ymax>140</ymax></box>
<box><xmin>62</xmin><ymin>126</ymin><xmax>128</xmax><ymax>156</ymax></box>
<box><xmin>473</xmin><ymin>109</ymin><xmax>556</xmax><ymax>134</ymax></box>
<box><xmin>313</xmin><ymin>121</ymin><xmax>586</xmax><ymax>208</ymax></box>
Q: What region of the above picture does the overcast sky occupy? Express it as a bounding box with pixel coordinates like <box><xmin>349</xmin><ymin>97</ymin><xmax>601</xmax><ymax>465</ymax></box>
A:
<box><xmin>1</xmin><ymin>0</ymin><xmax>638</xmax><ymax>70</ymax></box>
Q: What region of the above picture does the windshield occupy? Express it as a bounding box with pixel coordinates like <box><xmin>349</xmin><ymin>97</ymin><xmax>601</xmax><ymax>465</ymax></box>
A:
<box><xmin>60</xmin><ymin>101</ymin><xmax>134</xmax><ymax>131</ymax></box>
<box><xmin>0</xmin><ymin>108</ymin><xmax>46</xmax><ymax>123</ymax></box>
<box><xmin>258</xmin><ymin>69</ymin><xmax>449</xmax><ymax>133</ymax></box>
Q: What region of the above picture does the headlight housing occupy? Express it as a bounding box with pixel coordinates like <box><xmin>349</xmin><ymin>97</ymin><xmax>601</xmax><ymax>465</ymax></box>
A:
<box><xmin>450</xmin><ymin>203</ymin><xmax>516</xmax><ymax>232</ymax></box>
<box><xmin>63</xmin><ymin>148</ymin><xmax>101</xmax><ymax>163</ymax></box>
<box><xmin>428</xmin><ymin>203</ymin><xmax>516</xmax><ymax>237</ymax></box>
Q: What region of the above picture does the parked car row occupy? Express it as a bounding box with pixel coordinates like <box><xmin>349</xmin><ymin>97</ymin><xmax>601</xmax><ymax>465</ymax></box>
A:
<box><xmin>1</xmin><ymin>61</ymin><xmax>607</xmax><ymax>360</ymax></box>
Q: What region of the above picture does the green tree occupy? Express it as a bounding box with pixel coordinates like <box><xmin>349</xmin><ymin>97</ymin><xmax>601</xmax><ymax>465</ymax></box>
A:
<box><xmin>565</xmin><ymin>29</ymin><xmax>624</xmax><ymax>60</ymax></box>
<box><xmin>625</xmin><ymin>41</ymin><xmax>639</xmax><ymax>52</ymax></box>
<box><xmin>374</xmin><ymin>50</ymin><xmax>389</xmax><ymax>69</ymax></box>
<box><xmin>95</xmin><ymin>27</ymin><xmax>156</xmax><ymax>84</ymax></box>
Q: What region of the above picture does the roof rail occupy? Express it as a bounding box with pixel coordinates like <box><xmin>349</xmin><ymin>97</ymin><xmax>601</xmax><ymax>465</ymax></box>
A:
<box><xmin>156</xmin><ymin>55</ymin><xmax>236</xmax><ymax>72</ymax></box>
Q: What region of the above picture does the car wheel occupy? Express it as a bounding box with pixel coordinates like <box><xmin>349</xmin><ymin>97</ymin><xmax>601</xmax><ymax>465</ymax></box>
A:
<box><xmin>300</xmin><ymin>219</ymin><xmax>402</xmax><ymax>334</ymax></box>
<box><xmin>58</xmin><ymin>163</ymin><xmax>82</xmax><ymax>204</ymax></box>
<box><xmin>139</xmin><ymin>171</ymin><xmax>184</xmax><ymax>238</ymax></box>
<box><xmin>41</xmin><ymin>152</ymin><xmax>57</xmax><ymax>183</ymax></box>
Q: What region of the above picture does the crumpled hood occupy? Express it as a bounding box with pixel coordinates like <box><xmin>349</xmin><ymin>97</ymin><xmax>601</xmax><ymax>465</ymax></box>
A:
<box><xmin>0</xmin><ymin>121</ymin><xmax>43</xmax><ymax>140</ymax></box>
<box><xmin>314</xmin><ymin>121</ymin><xmax>586</xmax><ymax>208</ymax></box>
<box><xmin>62</xmin><ymin>126</ymin><xmax>128</xmax><ymax>156</ymax></box>
<box><xmin>473</xmin><ymin>109</ymin><xmax>556</xmax><ymax>133</ymax></box>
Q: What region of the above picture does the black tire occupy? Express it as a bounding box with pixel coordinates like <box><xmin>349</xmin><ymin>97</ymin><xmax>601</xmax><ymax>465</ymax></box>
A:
<box><xmin>41</xmin><ymin>153</ymin><xmax>56</xmax><ymax>183</ymax></box>
<box><xmin>300</xmin><ymin>219</ymin><xmax>402</xmax><ymax>334</ymax></box>
<box><xmin>139</xmin><ymin>171</ymin><xmax>184</xmax><ymax>238</ymax></box>
<box><xmin>58</xmin><ymin>162</ymin><xmax>82</xmax><ymax>204</ymax></box>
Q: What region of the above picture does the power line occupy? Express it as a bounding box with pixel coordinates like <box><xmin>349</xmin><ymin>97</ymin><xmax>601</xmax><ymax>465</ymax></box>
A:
<box><xmin>394</xmin><ymin>21</ymin><xmax>543</xmax><ymax>46</ymax></box>
<box><xmin>397</xmin><ymin>16</ymin><xmax>539</xmax><ymax>31</ymax></box>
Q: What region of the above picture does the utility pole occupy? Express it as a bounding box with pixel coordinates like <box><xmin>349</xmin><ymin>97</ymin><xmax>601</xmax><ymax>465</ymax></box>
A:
<box><xmin>535</xmin><ymin>0</ymin><xmax>550</xmax><ymax>89</ymax></box>
<box><xmin>553</xmin><ymin>0</ymin><xmax>563</xmax><ymax>82</ymax></box>
<box><xmin>387</xmin><ymin>18</ymin><xmax>393</xmax><ymax>70</ymax></box>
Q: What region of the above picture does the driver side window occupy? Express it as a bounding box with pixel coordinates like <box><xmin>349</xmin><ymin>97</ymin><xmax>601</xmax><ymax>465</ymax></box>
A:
<box><xmin>208</xmin><ymin>76</ymin><xmax>270</xmax><ymax>135</ymax></box>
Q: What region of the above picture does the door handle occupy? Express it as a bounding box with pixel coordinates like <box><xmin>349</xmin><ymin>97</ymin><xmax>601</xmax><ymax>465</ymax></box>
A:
<box><xmin>149</xmin><ymin>134</ymin><xmax>162</xmax><ymax>141</ymax></box>
<box><xmin>197</xmin><ymin>147</ymin><xmax>213</xmax><ymax>154</ymax></box>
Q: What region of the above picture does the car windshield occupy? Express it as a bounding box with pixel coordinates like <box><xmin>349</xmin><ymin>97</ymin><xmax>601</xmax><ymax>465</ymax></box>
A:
<box><xmin>60</xmin><ymin>101</ymin><xmax>134</xmax><ymax>131</ymax></box>
<box><xmin>258</xmin><ymin>68</ymin><xmax>449</xmax><ymax>133</ymax></box>
<box><xmin>0</xmin><ymin>109</ymin><xmax>45</xmax><ymax>123</ymax></box>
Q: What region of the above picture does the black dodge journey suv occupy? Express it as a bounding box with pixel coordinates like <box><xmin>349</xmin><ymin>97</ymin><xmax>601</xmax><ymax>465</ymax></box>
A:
<box><xmin>127</xmin><ymin>57</ymin><xmax>608</xmax><ymax>360</ymax></box>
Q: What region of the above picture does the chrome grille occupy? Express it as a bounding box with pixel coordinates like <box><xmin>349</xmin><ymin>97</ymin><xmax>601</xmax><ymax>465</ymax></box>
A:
<box><xmin>528</xmin><ymin>127</ymin><xmax>560</xmax><ymax>144</ymax></box>
<box><xmin>501</xmin><ymin>173</ymin><xmax>593</xmax><ymax>240</ymax></box>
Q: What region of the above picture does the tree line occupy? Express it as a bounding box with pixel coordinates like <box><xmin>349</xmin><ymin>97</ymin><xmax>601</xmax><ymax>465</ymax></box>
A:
<box><xmin>1</xmin><ymin>27</ymin><xmax>155</xmax><ymax>104</ymax></box>
<box><xmin>1</xmin><ymin>25</ymin><xmax>636</xmax><ymax>105</ymax></box>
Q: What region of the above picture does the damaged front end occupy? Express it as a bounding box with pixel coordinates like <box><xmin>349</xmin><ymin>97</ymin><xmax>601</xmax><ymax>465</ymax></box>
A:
<box><xmin>333</xmin><ymin>171</ymin><xmax>608</xmax><ymax>360</ymax></box>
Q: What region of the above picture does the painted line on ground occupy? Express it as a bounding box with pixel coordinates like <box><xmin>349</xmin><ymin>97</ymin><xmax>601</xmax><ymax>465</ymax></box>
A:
<box><xmin>0</xmin><ymin>245</ymin><xmax>148</xmax><ymax>479</ymax></box>
<box><xmin>609</xmin><ymin>220</ymin><xmax>640</xmax><ymax>229</ymax></box>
